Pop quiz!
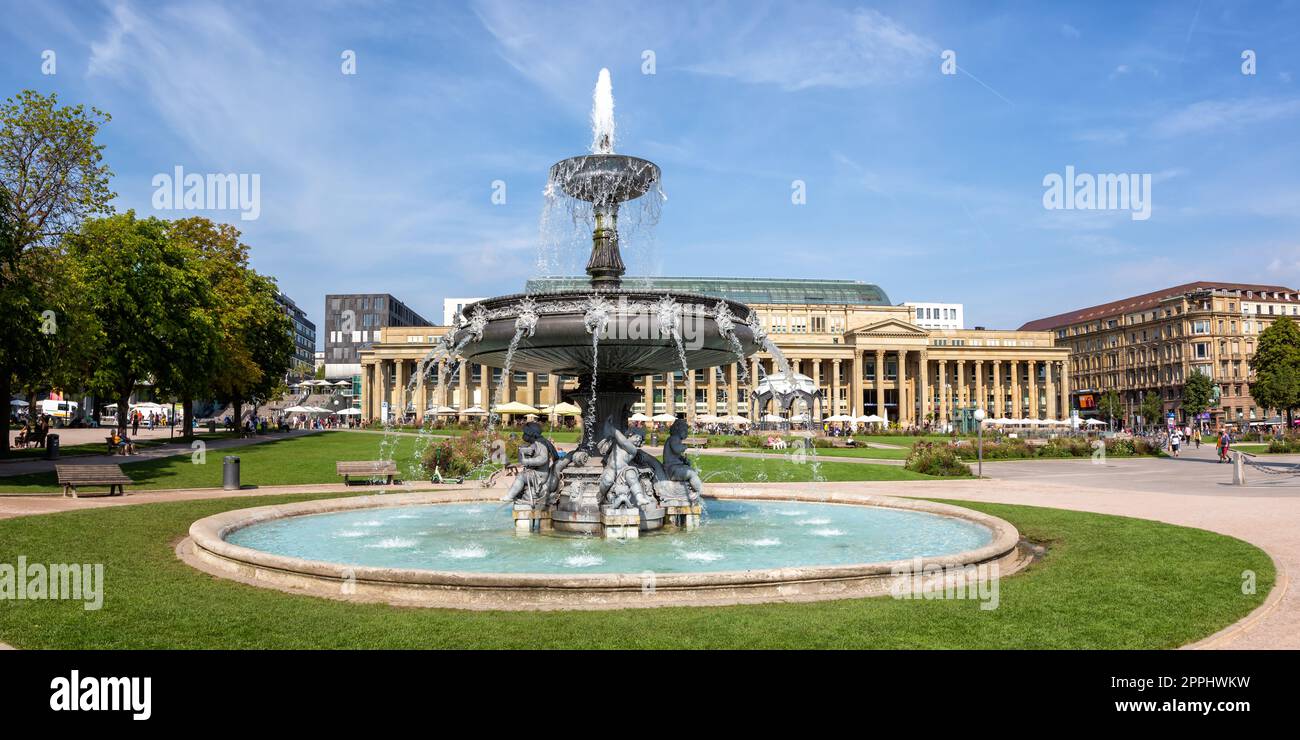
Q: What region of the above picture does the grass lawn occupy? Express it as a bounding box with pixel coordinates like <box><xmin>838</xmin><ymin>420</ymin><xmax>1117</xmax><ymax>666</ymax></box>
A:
<box><xmin>0</xmin><ymin>494</ymin><xmax>1272</xmax><ymax>649</ymax></box>
<box><xmin>805</xmin><ymin>446</ymin><xmax>912</xmax><ymax>461</ymax></box>
<box><xmin>696</xmin><ymin>454</ymin><xmax>935</xmax><ymax>480</ymax></box>
<box><xmin>0</xmin><ymin>430</ymin><xmax>928</xmax><ymax>493</ymax></box>
<box><xmin>2</xmin><ymin>431</ymin><xmax>240</xmax><ymax>460</ymax></box>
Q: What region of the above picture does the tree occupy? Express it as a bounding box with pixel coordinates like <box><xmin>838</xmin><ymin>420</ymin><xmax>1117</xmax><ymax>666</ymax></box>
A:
<box><xmin>0</xmin><ymin>90</ymin><xmax>115</xmax><ymax>250</ymax></box>
<box><xmin>65</xmin><ymin>212</ymin><xmax>199</xmax><ymax>434</ymax></box>
<box><xmin>1250</xmin><ymin>316</ymin><xmax>1300</xmax><ymax>424</ymax></box>
<box><xmin>1097</xmin><ymin>389</ymin><xmax>1123</xmax><ymax>428</ymax></box>
<box><xmin>1181</xmin><ymin>370</ymin><xmax>1214</xmax><ymax>421</ymax></box>
<box><xmin>0</xmin><ymin>91</ymin><xmax>114</xmax><ymax>456</ymax></box>
<box><xmin>1139</xmin><ymin>391</ymin><xmax>1164</xmax><ymax>431</ymax></box>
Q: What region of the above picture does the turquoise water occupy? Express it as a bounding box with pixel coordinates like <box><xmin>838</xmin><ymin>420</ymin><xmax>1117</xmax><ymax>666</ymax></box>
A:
<box><xmin>226</xmin><ymin>499</ymin><xmax>992</xmax><ymax>574</ymax></box>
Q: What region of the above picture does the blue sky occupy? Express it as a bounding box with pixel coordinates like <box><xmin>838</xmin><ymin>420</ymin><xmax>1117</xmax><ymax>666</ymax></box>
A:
<box><xmin>4</xmin><ymin>0</ymin><xmax>1300</xmax><ymax>340</ymax></box>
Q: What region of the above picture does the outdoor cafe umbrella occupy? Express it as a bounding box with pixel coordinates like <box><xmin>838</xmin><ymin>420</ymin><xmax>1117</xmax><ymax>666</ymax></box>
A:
<box><xmin>762</xmin><ymin>413</ymin><xmax>786</xmax><ymax>423</ymax></box>
<box><xmin>492</xmin><ymin>401</ymin><xmax>541</xmax><ymax>416</ymax></box>
<box><xmin>695</xmin><ymin>414</ymin><xmax>721</xmax><ymax>424</ymax></box>
<box><xmin>426</xmin><ymin>405</ymin><xmax>458</xmax><ymax>415</ymax></box>
<box><xmin>825</xmin><ymin>414</ymin><xmax>853</xmax><ymax>422</ymax></box>
<box><xmin>336</xmin><ymin>408</ymin><xmax>362</xmax><ymax>416</ymax></box>
<box><xmin>651</xmin><ymin>413</ymin><xmax>678</xmax><ymax>423</ymax></box>
<box><xmin>462</xmin><ymin>406</ymin><xmax>487</xmax><ymax>415</ymax></box>
<box><xmin>723</xmin><ymin>415</ymin><xmax>751</xmax><ymax>425</ymax></box>
<box><xmin>628</xmin><ymin>412</ymin><xmax>652</xmax><ymax>423</ymax></box>
<box><xmin>282</xmin><ymin>405</ymin><xmax>313</xmax><ymax>413</ymax></box>
<box><xmin>541</xmin><ymin>402</ymin><xmax>583</xmax><ymax>417</ymax></box>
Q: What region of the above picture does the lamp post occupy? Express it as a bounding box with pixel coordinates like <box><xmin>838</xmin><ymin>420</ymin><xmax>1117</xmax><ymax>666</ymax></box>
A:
<box><xmin>974</xmin><ymin>408</ymin><xmax>986</xmax><ymax>478</ymax></box>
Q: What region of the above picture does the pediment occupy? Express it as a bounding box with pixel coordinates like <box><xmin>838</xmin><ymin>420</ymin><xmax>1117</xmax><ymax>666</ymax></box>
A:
<box><xmin>848</xmin><ymin>318</ymin><xmax>929</xmax><ymax>337</ymax></box>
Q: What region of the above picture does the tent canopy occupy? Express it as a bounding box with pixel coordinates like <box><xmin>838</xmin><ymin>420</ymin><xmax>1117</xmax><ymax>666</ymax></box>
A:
<box><xmin>492</xmin><ymin>401</ymin><xmax>540</xmax><ymax>415</ymax></box>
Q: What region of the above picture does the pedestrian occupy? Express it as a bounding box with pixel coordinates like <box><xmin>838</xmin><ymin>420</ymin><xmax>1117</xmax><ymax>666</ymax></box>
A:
<box><xmin>1193</xmin><ymin>428</ymin><xmax>1202</xmax><ymax>449</ymax></box>
<box><xmin>1170</xmin><ymin>429</ymin><xmax>1182</xmax><ymax>458</ymax></box>
<box><xmin>131</xmin><ymin>410</ymin><xmax>140</xmax><ymax>436</ymax></box>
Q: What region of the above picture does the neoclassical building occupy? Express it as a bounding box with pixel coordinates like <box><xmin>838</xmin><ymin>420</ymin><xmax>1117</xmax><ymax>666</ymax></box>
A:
<box><xmin>359</xmin><ymin>278</ymin><xmax>1069</xmax><ymax>427</ymax></box>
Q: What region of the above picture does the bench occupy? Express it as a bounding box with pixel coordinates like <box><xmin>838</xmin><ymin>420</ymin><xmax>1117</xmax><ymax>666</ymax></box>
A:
<box><xmin>56</xmin><ymin>464</ymin><xmax>133</xmax><ymax>498</ymax></box>
<box><xmin>104</xmin><ymin>436</ymin><xmax>136</xmax><ymax>455</ymax></box>
<box><xmin>830</xmin><ymin>438</ymin><xmax>858</xmax><ymax>448</ymax></box>
<box><xmin>336</xmin><ymin>460</ymin><xmax>399</xmax><ymax>485</ymax></box>
<box><xmin>683</xmin><ymin>437</ymin><xmax>709</xmax><ymax>449</ymax></box>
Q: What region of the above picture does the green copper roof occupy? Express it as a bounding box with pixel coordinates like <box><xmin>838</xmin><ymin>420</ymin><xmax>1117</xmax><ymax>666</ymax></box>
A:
<box><xmin>524</xmin><ymin>276</ymin><xmax>890</xmax><ymax>306</ymax></box>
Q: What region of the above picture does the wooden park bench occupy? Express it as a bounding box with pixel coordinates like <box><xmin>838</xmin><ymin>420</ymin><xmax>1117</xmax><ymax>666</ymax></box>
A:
<box><xmin>683</xmin><ymin>437</ymin><xmax>709</xmax><ymax>449</ymax></box>
<box><xmin>57</xmin><ymin>464</ymin><xmax>133</xmax><ymax>498</ymax></box>
<box><xmin>336</xmin><ymin>460</ymin><xmax>399</xmax><ymax>485</ymax></box>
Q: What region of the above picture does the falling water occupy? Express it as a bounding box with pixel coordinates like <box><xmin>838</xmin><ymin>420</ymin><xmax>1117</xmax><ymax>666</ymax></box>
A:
<box><xmin>582</xmin><ymin>294</ymin><xmax>613</xmax><ymax>446</ymax></box>
<box><xmin>713</xmin><ymin>300</ymin><xmax>750</xmax><ymax>385</ymax></box>
<box><xmin>484</xmin><ymin>297</ymin><xmax>539</xmax><ymax>434</ymax></box>
<box><xmin>656</xmin><ymin>294</ymin><xmax>690</xmax><ymax>379</ymax></box>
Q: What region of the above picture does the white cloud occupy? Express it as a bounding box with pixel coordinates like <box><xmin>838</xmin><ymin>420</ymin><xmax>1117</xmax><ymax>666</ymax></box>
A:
<box><xmin>1151</xmin><ymin>97</ymin><xmax>1300</xmax><ymax>137</ymax></box>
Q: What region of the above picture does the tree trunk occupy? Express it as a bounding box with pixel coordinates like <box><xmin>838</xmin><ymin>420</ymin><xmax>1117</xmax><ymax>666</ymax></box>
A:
<box><xmin>0</xmin><ymin>369</ymin><xmax>10</xmax><ymax>458</ymax></box>
<box><xmin>182</xmin><ymin>394</ymin><xmax>194</xmax><ymax>439</ymax></box>
<box><xmin>232</xmin><ymin>397</ymin><xmax>243</xmax><ymax>432</ymax></box>
<box><xmin>117</xmin><ymin>390</ymin><xmax>130</xmax><ymax>436</ymax></box>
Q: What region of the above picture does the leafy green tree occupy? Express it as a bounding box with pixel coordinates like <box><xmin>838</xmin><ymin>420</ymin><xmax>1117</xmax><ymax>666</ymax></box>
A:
<box><xmin>65</xmin><ymin>212</ymin><xmax>202</xmax><ymax>434</ymax></box>
<box><xmin>1139</xmin><ymin>391</ymin><xmax>1164</xmax><ymax>431</ymax></box>
<box><xmin>1250</xmin><ymin>316</ymin><xmax>1300</xmax><ymax>424</ymax></box>
<box><xmin>0</xmin><ymin>90</ymin><xmax>115</xmax><ymax>250</ymax></box>
<box><xmin>1097</xmin><ymin>390</ymin><xmax>1123</xmax><ymax>428</ymax></box>
<box><xmin>0</xmin><ymin>91</ymin><xmax>114</xmax><ymax>455</ymax></box>
<box><xmin>1181</xmin><ymin>371</ymin><xmax>1214</xmax><ymax>420</ymax></box>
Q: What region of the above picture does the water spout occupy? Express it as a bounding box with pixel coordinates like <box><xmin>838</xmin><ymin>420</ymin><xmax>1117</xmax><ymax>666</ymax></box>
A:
<box><xmin>591</xmin><ymin>68</ymin><xmax>615</xmax><ymax>154</ymax></box>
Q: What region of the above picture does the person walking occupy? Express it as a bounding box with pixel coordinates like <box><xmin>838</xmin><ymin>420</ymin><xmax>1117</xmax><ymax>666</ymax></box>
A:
<box><xmin>131</xmin><ymin>410</ymin><xmax>140</xmax><ymax>436</ymax></box>
<box><xmin>1193</xmin><ymin>428</ymin><xmax>1202</xmax><ymax>449</ymax></box>
<box><xmin>1170</xmin><ymin>429</ymin><xmax>1182</xmax><ymax>458</ymax></box>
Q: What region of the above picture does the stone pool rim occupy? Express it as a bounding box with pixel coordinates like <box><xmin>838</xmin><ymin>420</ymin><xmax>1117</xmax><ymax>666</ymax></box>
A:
<box><xmin>181</xmin><ymin>487</ymin><xmax>1025</xmax><ymax>610</ymax></box>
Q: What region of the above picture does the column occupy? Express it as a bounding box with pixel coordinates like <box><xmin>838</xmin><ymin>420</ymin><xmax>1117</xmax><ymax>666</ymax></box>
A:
<box><xmin>1059</xmin><ymin>361</ymin><xmax>1070</xmax><ymax>420</ymax></box>
<box><xmin>525</xmin><ymin>370</ymin><xmax>536</xmax><ymax>408</ymax></box>
<box><xmin>457</xmin><ymin>361</ymin><xmax>469</xmax><ymax>422</ymax></box>
<box><xmin>686</xmin><ymin>370</ymin><xmax>697</xmax><ymax>424</ymax></box>
<box><xmin>897</xmin><ymin>350</ymin><xmax>909</xmax><ymax>426</ymax></box>
<box><xmin>811</xmin><ymin>358</ymin><xmax>822</xmax><ymax>420</ymax></box>
<box><xmin>1045</xmin><ymin>361</ymin><xmax>1057</xmax><ymax>419</ymax></box>
<box><xmin>643</xmin><ymin>373</ymin><xmax>654</xmax><ymax>415</ymax></box>
<box><xmin>918</xmin><ymin>351</ymin><xmax>930</xmax><ymax>425</ymax></box>
<box><xmin>1027</xmin><ymin>360</ymin><xmax>1038</xmax><ymax>419</ymax></box>
<box><xmin>666</xmin><ymin>373</ymin><xmax>677</xmax><ymax>416</ymax></box>
<box><xmin>707</xmin><ymin>366</ymin><xmax>718</xmax><ymax>417</ymax></box>
<box><xmin>955</xmin><ymin>359</ymin><xmax>966</xmax><ymax>412</ymax></box>
<box><xmin>831</xmin><ymin>359</ymin><xmax>841</xmax><ymax>416</ymax></box>
<box><xmin>1009</xmin><ymin>360</ymin><xmax>1021</xmax><ymax>418</ymax></box>
<box><xmin>479</xmin><ymin>364</ymin><xmax>491</xmax><ymax>421</ymax></box>
<box><xmin>937</xmin><ymin>359</ymin><xmax>948</xmax><ymax>424</ymax></box>
<box><xmin>850</xmin><ymin>352</ymin><xmax>863</xmax><ymax>417</ymax></box>
<box><xmin>975</xmin><ymin>359</ymin><xmax>985</xmax><ymax>413</ymax></box>
<box><xmin>728</xmin><ymin>364</ymin><xmax>739</xmax><ymax>417</ymax></box>
<box><xmin>874</xmin><ymin>349</ymin><xmax>885</xmax><ymax>422</ymax></box>
<box><xmin>992</xmin><ymin>360</ymin><xmax>1003</xmax><ymax>416</ymax></box>
<box><xmin>393</xmin><ymin>359</ymin><xmax>407</xmax><ymax>422</ymax></box>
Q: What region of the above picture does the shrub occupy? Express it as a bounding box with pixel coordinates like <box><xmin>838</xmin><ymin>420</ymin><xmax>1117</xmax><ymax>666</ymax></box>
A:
<box><xmin>421</xmin><ymin>431</ymin><xmax>520</xmax><ymax>480</ymax></box>
<box><xmin>904</xmin><ymin>441</ymin><xmax>971</xmax><ymax>477</ymax></box>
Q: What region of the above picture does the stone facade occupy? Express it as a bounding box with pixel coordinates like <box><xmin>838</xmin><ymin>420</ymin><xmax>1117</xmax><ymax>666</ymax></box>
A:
<box><xmin>360</xmin><ymin>301</ymin><xmax>1068</xmax><ymax>426</ymax></box>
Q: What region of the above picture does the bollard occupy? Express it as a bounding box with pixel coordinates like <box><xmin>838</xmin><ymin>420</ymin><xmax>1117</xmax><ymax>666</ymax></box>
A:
<box><xmin>1232</xmin><ymin>451</ymin><xmax>1247</xmax><ymax>486</ymax></box>
<box><xmin>223</xmin><ymin>455</ymin><xmax>241</xmax><ymax>490</ymax></box>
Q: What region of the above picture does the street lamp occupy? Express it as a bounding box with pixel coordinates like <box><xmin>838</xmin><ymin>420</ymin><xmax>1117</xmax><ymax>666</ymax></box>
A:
<box><xmin>974</xmin><ymin>408</ymin><xmax>986</xmax><ymax>478</ymax></box>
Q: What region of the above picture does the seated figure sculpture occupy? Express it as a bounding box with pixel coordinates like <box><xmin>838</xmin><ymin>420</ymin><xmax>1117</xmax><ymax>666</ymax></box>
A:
<box><xmin>661</xmin><ymin>418</ymin><xmax>703</xmax><ymax>503</ymax></box>
<box><xmin>597</xmin><ymin>421</ymin><xmax>648</xmax><ymax>509</ymax></box>
<box><xmin>499</xmin><ymin>422</ymin><xmax>555</xmax><ymax>507</ymax></box>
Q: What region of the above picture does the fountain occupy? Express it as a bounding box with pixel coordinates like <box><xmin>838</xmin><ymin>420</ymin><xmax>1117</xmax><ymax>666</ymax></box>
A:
<box><xmin>448</xmin><ymin>69</ymin><xmax>761</xmax><ymax>537</ymax></box>
<box><xmin>181</xmin><ymin>70</ymin><xmax>1026</xmax><ymax>611</ymax></box>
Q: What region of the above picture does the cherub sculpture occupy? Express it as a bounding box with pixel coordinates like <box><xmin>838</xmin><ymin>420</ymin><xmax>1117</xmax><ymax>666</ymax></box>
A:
<box><xmin>499</xmin><ymin>422</ymin><xmax>555</xmax><ymax>507</ymax></box>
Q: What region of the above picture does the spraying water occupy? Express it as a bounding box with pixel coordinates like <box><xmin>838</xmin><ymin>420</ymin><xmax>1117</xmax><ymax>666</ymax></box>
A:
<box><xmin>591</xmin><ymin>68</ymin><xmax>615</xmax><ymax>155</ymax></box>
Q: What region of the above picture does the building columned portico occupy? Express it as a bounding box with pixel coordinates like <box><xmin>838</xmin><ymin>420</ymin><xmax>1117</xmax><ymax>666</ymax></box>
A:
<box><xmin>359</xmin><ymin>279</ymin><xmax>1070</xmax><ymax>427</ymax></box>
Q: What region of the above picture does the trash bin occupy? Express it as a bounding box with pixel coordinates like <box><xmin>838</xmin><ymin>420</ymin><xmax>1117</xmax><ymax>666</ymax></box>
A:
<box><xmin>222</xmin><ymin>456</ymin><xmax>240</xmax><ymax>490</ymax></box>
<box><xmin>207</xmin><ymin>420</ymin><xmax>216</xmax><ymax>434</ymax></box>
<box><xmin>45</xmin><ymin>434</ymin><xmax>59</xmax><ymax>460</ymax></box>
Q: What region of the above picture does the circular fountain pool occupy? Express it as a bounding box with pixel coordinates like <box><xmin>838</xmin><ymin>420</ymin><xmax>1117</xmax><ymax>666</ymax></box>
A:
<box><xmin>225</xmin><ymin>499</ymin><xmax>993</xmax><ymax>574</ymax></box>
<box><xmin>183</xmin><ymin>489</ymin><xmax>1025</xmax><ymax>610</ymax></box>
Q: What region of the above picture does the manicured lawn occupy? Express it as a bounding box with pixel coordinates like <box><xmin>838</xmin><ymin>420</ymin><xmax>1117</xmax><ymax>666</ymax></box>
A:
<box><xmin>0</xmin><ymin>494</ymin><xmax>1272</xmax><ymax>649</ymax></box>
<box><xmin>696</xmin><ymin>454</ymin><xmax>937</xmax><ymax>481</ymax></box>
<box><xmin>0</xmin><ymin>431</ymin><xmax>441</xmax><ymax>494</ymax></box>
<box><xmin>2</xmin><ymin>431</ymin><xmax>240</xmax><ymax>460</ymax></box>
<box><xmin>807</xmin><ymin>446</ymin><xmax>912</xmax><ymax>460</ymax></box>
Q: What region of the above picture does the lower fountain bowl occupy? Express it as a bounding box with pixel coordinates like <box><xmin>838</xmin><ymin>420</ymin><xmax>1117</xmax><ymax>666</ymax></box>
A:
<box><xmin>457</xmin><ymin>289</ymin><xmax>761</xmax><ymax>376</ymax></box>
<box><xmin>180</xmin><ymin>488</ymin><xmax>1027</xmax><ymax>611</ymax></box>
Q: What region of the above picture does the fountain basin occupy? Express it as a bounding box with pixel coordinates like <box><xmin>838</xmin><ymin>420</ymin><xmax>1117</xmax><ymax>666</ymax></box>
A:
<box><xmin>181</xmin><ymin>488</ymin><xmax>1026</xmax><ymax>610</ymax></box>
<box><xmin>457</xmin><ymin>290</ymin><xmax>760</xmax><ymax>376</ymax></box>
<box><xmin>551</xmin><ymin>154</ymin><xmax>661</xmax><ymax>204</ymax></box>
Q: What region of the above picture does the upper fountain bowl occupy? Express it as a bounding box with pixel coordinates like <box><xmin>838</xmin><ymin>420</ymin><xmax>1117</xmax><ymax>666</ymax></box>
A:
<box><xmin>550</xmin><ymin>154</ymin><xmax>661</xmax><ymax>204</ymax></box>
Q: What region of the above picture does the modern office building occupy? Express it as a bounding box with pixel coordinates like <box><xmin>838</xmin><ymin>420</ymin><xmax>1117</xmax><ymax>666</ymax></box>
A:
<box><xmin>323</xmin><ymin>293</ymin><xmax>432</xmax><ymax>380</ymax></box>
<box><xmin>443</xmin><ymin>297</ymin><xmax>486</xmax><ymax>326</ymax></box>
<box><xmin>1021</xmin><ymin>281</ymin><xmax>1300</xmax><ymax>428</ymax></box>
<box><xmin>360</xmin><ymin>277</ymin><xmax>1068</xmax><ymax>426</ymax></box>
<box><xmin>904</xmin><ymin>302</ymin><xmax>964</xmax><ymax>330</ymax></box>
<box><xmin>274</xmin><ymin>292</ymin><xmax>317</xmax><ymax>381</ymax></box>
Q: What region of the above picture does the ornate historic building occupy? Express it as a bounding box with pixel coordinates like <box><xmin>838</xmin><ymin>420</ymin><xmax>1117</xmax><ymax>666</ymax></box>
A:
<box><xmin>1021</xmin><ymin>281</ymin><xmax>1300</xmax><ymax>428</ymax></box>
<box><xmin>359</xmin><ymin>278</ymin><xmax>1069</xmax><ymax>427</ymax></box>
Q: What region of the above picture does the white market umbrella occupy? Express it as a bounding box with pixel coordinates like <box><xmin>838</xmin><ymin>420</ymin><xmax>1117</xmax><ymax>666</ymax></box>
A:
<box><xmin>492</xmin><ymin>401</ymin><xmax>541</xmax><ymax>415</ymax></box>
<box><xmin>1084</xmin><ymin>418</ymin><xmax>1107</xmax><ymax>426</ymax></box>
<box><xmin>825</xmin><ymin>414</ymin><xmax>853</xmax><ymax>422</ymax></box>
<box><xmin>651</xmin><ymin>413</ymin><xmax>678</xmax><ymax>423</ymax></box>
<box><xmin>336</xmin><ymin>408</ymin><xmax>362</xmax><ymax>416</ymax></box>
<box><xmin>723</xmin><ymin>415</ymin><xmax>751</xmax><ymax>425</ymax></box>
<box><xmin>790</xmin><ymin>413</ymin><xmax>810</xmax><ymax>422</ymax></box>
<box><xmin>282</xmin><ymin>405</ymin><xmax>313</xmax><ymax>413</ymax></box>
<box><xmin>695</xmin><ymin>414</ymin><xmax>721</xmax><ymax>424</ymax></box>
<box><xmin>628</xmin><ymin>412</ymin><xmax>652</xmax><ymax>423</ymax></box>
<box><xmin>462</xmin><ymin>406</ymin><xmax>487</xmax><ymax>415</ymax></box>
<box><xmin>762</xmin><ymin>413</ymin><xmax>786</xmax><ymax>422</ymax></box>
<box><xmin>427</xmin><ymin>405</ymin><xmax>457</xmax><ymax>416</ymax></box>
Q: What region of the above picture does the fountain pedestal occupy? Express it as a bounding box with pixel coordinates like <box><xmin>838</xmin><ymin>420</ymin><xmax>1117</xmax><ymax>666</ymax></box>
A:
<box><xmin>600</xmin><ymin>507</ymin><xmax>641</xmax><ymax>539</ymax></box>
<box><xmin>513</xmin><ymin>504</ymin><xmax>552</xmax><ymax>534</ymax></box>
<box><xmin>665</xmin><ymin>504</ymin><xmax>702</xmax><ymax>530</ymax></box>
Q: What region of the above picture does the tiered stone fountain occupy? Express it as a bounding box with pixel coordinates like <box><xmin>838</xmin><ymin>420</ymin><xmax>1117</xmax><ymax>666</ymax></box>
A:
<box><xmin>447</xmin><ymin>69</ymin><xmax>762</xmax><ymax>537</ymax></box>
